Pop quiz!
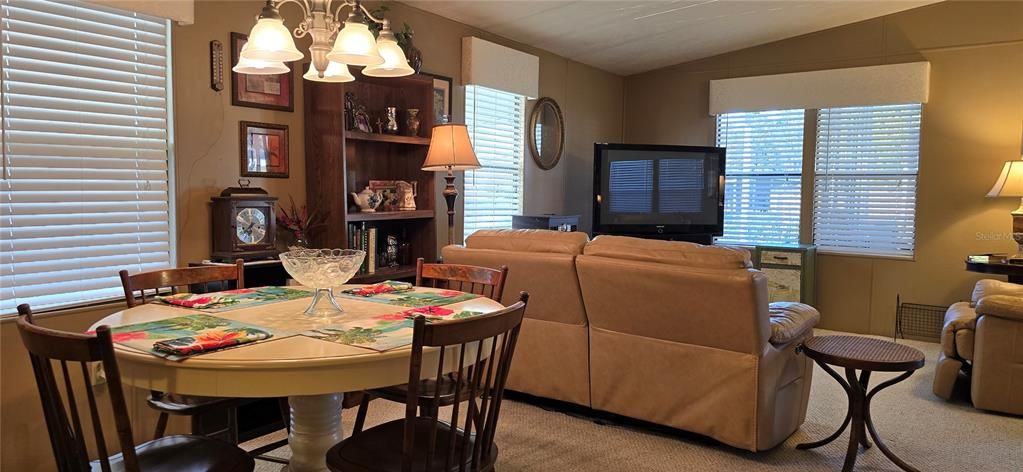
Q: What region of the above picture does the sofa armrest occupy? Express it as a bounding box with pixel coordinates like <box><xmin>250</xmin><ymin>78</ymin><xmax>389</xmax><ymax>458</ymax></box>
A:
<box><xmin>768</xmin><ymin>302</ymin><xmax>820</xmax><ymax>344</ymax></box>
<box><xmin>976</xmin><ymin>295</ymin><xmax>1023</xmax><ymax>322</ymax></box>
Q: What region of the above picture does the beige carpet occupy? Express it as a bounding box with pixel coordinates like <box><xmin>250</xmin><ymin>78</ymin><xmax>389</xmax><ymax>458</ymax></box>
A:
<box><xmin>249</xmin><ymin>332</ymin><xmax>1023</xmax><ymax>471</ymax></box>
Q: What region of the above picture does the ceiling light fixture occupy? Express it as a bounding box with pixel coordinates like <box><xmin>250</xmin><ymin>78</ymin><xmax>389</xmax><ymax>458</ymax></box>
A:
<box><xmin>238</xmin><ymin>0</ymin><xmax>413</xmax><ymax>82</ymax></box>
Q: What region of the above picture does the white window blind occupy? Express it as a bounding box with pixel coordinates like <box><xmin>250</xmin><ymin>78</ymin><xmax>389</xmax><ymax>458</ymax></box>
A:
<box><xmin>464</xmin><ymin>85</ymin><xmax>524</xmax><ymax>240</ymax></box>
<box><xmin>813</xmin><ymin>104</ymin><xmax>922</xmax><ymax>258</ymax></box>
<box><xmin>715</xmin><ymin>109</ymin><xmax>804</xmax><ymax>246</ymax></box>
<box><xmin>1</xmin><ymin>0</ymin><xmax>173</xmax><ymax>315</ymax></box>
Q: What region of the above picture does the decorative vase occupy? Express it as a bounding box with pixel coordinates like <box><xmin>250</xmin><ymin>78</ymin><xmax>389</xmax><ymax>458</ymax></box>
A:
<box><xmin>384</xmin><ymin>107</ymin><xmax>399</xmax><ymax>135</ymax></box>
<box><xmin>405</xmin><ymin>109</ymin><xmax>420</xmax><ymax>137</ymax></box>
<box><xmin>292</xmin><ymin>234</ymin><xmax>309</xmax><ymax>249</ymax></box>
<box><xmin>405</xmin><ymin>44</ymin><xmax>423</xmax><ymax>74</ymax></box>
<box><xmin>350</xmin><ymin>187</ymin><xmax>382</xmax><ymax>212</ymax></box>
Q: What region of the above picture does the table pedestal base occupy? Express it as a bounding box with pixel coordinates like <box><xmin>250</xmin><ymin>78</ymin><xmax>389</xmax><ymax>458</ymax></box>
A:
<box><xmin>286</xmin><ymin>393</ymin><xmax>343</xmax><ymax>472</ymax></box>
<box><xmin>797</xmin><ymin>362</ymin><xmax>919</xmax><ymax>472</ymax></box>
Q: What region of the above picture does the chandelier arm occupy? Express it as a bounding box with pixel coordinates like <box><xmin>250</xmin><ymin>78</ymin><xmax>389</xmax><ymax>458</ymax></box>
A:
<box><xmin>329</xmin><ymin>0</ymin><xmax>357</xmax><ymax>23</ymax></box>
<box><xmin>358</xmin><ymin>2</ymin><xmax>387</xmax><ymax>25</ymax></box>
<box><xmin>272</xmin><ymin>0</ymin><xmax>312</xmax><ymax>18</ymax></box>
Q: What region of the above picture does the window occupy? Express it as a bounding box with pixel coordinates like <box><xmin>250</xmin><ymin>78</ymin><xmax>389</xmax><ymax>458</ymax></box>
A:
<box><xmin>463</xmin><ymin>85</ymin><xmax>525</xmax><ymax>239</ymax></box>
<box><xmin>1</xmin><ymin>0</ymin><xmax>173</xmax><ymax>315</ymax></box>
<box><xmin>715</xmin><ymin>109</ymin><xmax>805</xmax><ymax>245</ymax></box>
<box><xmin>813</xmin><ymin>104</ymin><xmax>922</xmax><ymax>258</ymax></box>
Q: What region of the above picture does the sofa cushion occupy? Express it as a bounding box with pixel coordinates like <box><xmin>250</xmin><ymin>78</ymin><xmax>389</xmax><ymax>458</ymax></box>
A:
<box><xmin>465</xmin><ymin>229</ymin><xmax>589</xmax><ymax>255</ymax></box>
<box><xmin>971</xmin><ymin>279</ymin><xmax>1023</xmax><ymax>306</ymax></box>
<box><xmin>583</xmin><ymin>235</ymin><xmax>752</xmax><ymax>270</ymax></box>
<box><xmin>942</xmin><ymin>302</ymin><xmax>977</xmax><ymax>360</ymax></box>
<box><xmin>767</xmin><ymin>302</ymin><xmax>820</xmax><ymax>344</ymax></box>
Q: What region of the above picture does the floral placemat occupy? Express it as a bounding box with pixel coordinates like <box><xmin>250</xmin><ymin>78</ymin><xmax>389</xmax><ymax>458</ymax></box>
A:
<box><xmin>100</xmin><ymin>314</ymin><xmax>282</xmax><ymax>361</ymax></box>
<box><xmin>156</xmin><ymin>286</ymin><xmax>311</xmax><ymax>313</ymax></box>
<box><xmin>301</xmin><ymin>306</ymin><xmax>484</xmax><ymax>352</ymax></box>
<box><xmin>336</xmin><ymin>287</ymin><xmax>479</xmax><ymax>308</ymax></box>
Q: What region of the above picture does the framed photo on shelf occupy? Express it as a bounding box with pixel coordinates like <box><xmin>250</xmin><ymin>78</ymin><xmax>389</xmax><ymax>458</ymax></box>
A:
<box><xmin>230</xmin><ymin>32</ymin><xmax>294</xmax><ymax>111</ymax></box>
<box><xmin>240</xmin><ymin>121</ymin><xmax>289</xmax><ymax>178</ymax></box>
<box><xmin>422</xmin><ymin>72</ymin><xmax>452</xmax><ymax>125</ymax></box>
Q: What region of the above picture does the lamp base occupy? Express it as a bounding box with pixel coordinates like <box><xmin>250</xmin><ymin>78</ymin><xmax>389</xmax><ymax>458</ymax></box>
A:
<box><xmin>443</xmin><ymin>169</ymin><xmax>458</xmax><ymax>246</ymax></box>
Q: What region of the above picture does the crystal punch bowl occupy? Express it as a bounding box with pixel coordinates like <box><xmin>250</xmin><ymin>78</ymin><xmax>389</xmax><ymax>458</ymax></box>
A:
<box><xmin>279</xmin><ymin>248</ymin><xmax>366</xmax><ymax>315</ymax></box>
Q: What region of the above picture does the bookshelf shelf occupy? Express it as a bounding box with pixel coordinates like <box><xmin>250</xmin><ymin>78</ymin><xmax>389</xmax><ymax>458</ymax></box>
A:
<box><xmin>350</xmin><ymin>265</ymin><xmax>418</xmax><ymax>284</ymax></box>
<box><xmin>344</xmin><ymin>131</ymin><xmax>430</xmax><ymax>146</ymax></box>
<box><xmin>346</xmin><ymin>210</ymin><xmax>434</xmax><ymax>222</ymax></box>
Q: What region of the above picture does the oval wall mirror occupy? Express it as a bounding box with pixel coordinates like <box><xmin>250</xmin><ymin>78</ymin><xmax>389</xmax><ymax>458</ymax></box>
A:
<box><xmin>528</xmin><ymin>97</ymin><xmax>565</xmax><ymax>170</ymax></box>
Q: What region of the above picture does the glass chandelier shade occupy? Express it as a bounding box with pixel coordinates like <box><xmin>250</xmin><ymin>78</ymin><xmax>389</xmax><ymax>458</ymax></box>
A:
<box><xmin>241</xmin><ymin>17</ymin><xmax>304</xmax><ymax>62</ymax></box>
<box><xmin>303</xmin><ymin>61</ymin><xmax>355</xmax><ymax>83</ymax></box>
<box><xmin>362</xmin><ymin>30</ymin><xmax>414</xmax><ymax>77</ymax></box>
<box><xmin>327</xmin><ymin>16</ymin><xmax>383</xmax><ymax>66</ymax></box>
<box><xmin>233</xmin><ymin>42</ymin><xmax>290</xmax><ymax>75</ymax></box>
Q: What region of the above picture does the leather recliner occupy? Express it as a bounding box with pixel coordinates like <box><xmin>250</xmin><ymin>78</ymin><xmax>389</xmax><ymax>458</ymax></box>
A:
<box><xmin>933</xmin><ymin>279</ymin><xmax>1023</xmax><ymax>415</ymax></box>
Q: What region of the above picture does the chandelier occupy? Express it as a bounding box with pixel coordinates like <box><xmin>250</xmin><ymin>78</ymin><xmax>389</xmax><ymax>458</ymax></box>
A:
<box><xmin>233</xmin><ymin>0</ymin><xmax>414</xmax><ymax>82</ymax></box>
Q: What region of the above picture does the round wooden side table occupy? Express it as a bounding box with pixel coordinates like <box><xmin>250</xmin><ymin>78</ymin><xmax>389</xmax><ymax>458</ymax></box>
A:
<box><xmin>796</xmin><ymin>335</ymin><xmax>926</xmax><ymax>472</ymax></box>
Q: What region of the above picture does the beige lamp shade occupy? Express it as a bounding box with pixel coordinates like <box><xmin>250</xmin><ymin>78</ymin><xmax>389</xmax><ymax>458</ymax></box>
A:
<box><xmin>987</xmin><ymin>160</ymin><xmax>1023</xmax><ymax>197</ymax></box>
<box><xmin>422</xmin><ymin>124</ymin><xmax>482</xmax><ymax>171</ymax></box>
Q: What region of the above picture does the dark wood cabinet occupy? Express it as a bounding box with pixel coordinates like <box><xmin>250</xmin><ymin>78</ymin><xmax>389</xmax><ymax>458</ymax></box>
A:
<box><xmin>304</xmin><ymin>74</ymin><xmax>438</xmax><ymax>279</ymax></box>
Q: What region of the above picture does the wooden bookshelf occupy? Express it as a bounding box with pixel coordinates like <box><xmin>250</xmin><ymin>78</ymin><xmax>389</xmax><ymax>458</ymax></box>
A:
<box><xmin>304</xmin><ymin>73</ymin><xmax>438</xmax><ymax>278</ymax></box>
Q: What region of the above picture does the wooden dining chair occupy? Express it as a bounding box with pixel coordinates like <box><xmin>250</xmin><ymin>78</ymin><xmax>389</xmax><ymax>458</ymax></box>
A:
<box><xmin>327</xmin><ymin>293</ymin><xmax>529</xmax><ymax>472</ymax></box>
<box><xmin>15</xmin><ymin>303</ymin><xmax>255</xmax><ymax>472</ymax></box>
<box><xmin>118</xmin><ymin>260</ymin><xmax>250</xmax><ymax>442</ymax></box>
<box><xmin>352</xmin><ymin>258</ymin><xmax>509</xmax><ymax>434</ymax></box>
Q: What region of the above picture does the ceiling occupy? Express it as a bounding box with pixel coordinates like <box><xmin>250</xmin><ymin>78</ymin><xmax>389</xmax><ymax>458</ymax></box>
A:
<box><xmin>407</xmin><ymin>0</ymin><xmax>941</xmax><ymax>76</ymax></box>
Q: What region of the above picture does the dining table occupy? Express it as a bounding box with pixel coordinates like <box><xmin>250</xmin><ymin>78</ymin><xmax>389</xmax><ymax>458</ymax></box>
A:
<box><xmin>90</xmin><ymin>284</ymin><xmax>505</xmax><ymax>472</ymax></box>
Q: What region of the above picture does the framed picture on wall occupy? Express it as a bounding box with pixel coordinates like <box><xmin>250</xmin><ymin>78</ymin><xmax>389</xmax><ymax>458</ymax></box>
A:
<box><xmin>230</xmin><ymin>32</ymin><xmax>294</xmax><ymax>112</ymax></box>
<box><xmin>422</xmin><ymin>72</ymin><xmax>452</xmax><ymax>125</ymax></box>
<box><xmin>240</xmin><ymin>121</ymin><xmax>289</xmax><ymax>178</ymax></box>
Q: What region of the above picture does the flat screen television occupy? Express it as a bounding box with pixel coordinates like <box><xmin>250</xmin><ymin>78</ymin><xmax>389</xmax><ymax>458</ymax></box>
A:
<box><xmin>593</xmin><ymin>143</ymin><xmax>725</xmax><ymax>240</ymax></box>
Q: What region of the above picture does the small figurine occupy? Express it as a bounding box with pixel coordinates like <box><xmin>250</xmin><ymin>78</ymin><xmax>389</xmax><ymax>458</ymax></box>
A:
<box><xmin>375</xmin><ymin>118</ymin><xmax>384</xmax><ymax>135</ymax></box>
<box><xmin>344</xmin><ymin>92</ymin><xmax>356</xmax><ymax>130</ymax></box>
<box><xmin>385</xmin><ymin>235</ymin><xmax>398</xmax><ymax>267</ymax></box>
<box><xmin>396</xmin><ymin>180</ymin><xmax>417</xmax><ymax>211</ymax></box>
<box><xmin>354</xmin><ymin>105</ymin><xmax>372</xmax><ymax>133</ymax></box>
<box><xmin>384</xmin><ymin>107</ymin><xmax>399</xmax><ymax>135</ymax></box>
<box><xmin>405</xmin><ymin>108</ymin><xmax>420</xmax><ymax>137</ymax></box>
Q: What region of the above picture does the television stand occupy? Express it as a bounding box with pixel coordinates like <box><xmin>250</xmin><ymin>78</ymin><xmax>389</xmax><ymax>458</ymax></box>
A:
<box><xmin>592</xmin><ymin>232</ymin><xmax>714</xmax><ymax>246</ymax></box>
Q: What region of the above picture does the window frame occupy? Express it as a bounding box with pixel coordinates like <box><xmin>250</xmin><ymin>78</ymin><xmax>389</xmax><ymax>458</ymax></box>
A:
<box><xmin>810</xmin><ymin>103</ymin><xmax>923</xmax><ymax>260</ymax></box>
<box><xmin>0</xmin><ymin>0</ymin><xmax>176</xmax><ymax>316</ymax></box>
<box><xmin>462</xmin><ymin>84</ymin><xmax>526</xmax><ymax>242</ymax></box>
<box><xmin>715</xmin><ymin>109</ymin><xmax>806</xmax><ymax>247</ymax></box>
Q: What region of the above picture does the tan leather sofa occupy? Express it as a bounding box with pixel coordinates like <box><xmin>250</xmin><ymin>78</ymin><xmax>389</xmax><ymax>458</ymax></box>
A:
<box><xmin>934</xmin><ymin>279</ymin><xmax>1023</xmax><ymax>415</ymax></box>
<box><xmin>443</xmin><ymin>230</ymin><xmax>820</xmax><ymax>451</ymax></box>
<box><xmin>442</xmin><ymin>229</ymin><xmax>592</xmax><ymax>407</ymax></box>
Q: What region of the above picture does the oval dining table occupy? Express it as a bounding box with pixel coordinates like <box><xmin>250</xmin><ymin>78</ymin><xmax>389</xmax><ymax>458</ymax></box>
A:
<box><xmin>91</xmin><ymin>285</ymin><xmax>505</xmax><ymax>472</ymax></box>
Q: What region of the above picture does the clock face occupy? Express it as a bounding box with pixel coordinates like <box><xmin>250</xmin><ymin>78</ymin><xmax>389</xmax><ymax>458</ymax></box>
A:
<box><xmin>235</xmin><ymin>207</ymin><xmax>267</xmax><ymax>245</ymax></box>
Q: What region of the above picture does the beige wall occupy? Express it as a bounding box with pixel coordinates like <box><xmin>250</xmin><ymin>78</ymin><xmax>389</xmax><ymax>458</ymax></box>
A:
<box><xmin>624</xmin><ymin>1</ymin><xmax>1023</xmax><ymax>335</ymax></box>
<box><xmin>0</xmin><ymin>1</ymin><xmax>623</xmax><ymax>470</ymax></box>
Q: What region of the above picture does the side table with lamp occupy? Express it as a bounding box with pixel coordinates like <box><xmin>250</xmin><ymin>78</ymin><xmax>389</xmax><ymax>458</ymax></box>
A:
<box><xmin>985</xmin><ymin>159</ymin><xmax>1023</xmax><ymax>262</ymax></box>
<box><xmin>967</xmin><ymin>159</ymin><xmax>1023</xmax><ymax>282</ymax></box>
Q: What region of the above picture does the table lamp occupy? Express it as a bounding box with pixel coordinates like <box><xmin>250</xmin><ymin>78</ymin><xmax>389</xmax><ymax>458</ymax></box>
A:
<box><xmin>987</xmin><ymin>159</ymin><xmax>1023</xmax><ymax>259</ymax></box>
<box><xmin>422</xmin><ymin>124</ymin><xmax>481</xmax><ymax>246</ymax></box>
